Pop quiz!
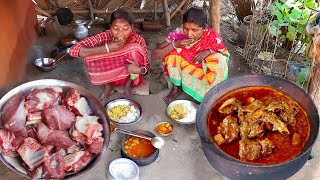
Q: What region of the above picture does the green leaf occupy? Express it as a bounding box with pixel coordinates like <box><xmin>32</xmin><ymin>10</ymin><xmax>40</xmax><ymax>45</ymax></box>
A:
<box><xmin>275</xmin><ymin>9</ymin><xmax>284</xmax><ymax>21</ymax></box>
<box><xmin>280</xmin><ymin>35</ymin><xmax>287</xmax><ymax>42</ymax></box>
<box><xmin>286</xmin><ymin>31</ymin><xmax>297</xmax><ymax>41</ymax></box>
<box><xmin>297</xmin><ymin>24</ymin><xmax>305</xmax><ymax>33</ymax></box>
<box><xmin>288</xmin><ymin>25</ymin><xmax>296</xmax><ymax>33</ymax></box>
<box><xmin>296</xmin><ymin>67</ymin><xmax>310</xmax><ymax>89</ymax></box>
<box><xmin>305</xmin><ymin>0</ymin><xmax>316</xmax><ymax>8</ymax></box>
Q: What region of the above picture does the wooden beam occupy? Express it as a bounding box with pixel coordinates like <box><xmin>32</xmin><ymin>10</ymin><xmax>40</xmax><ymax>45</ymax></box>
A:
<box><xmin>210</xmin><ymin>0</ymin><xmax>221</xmax><ymax>33</ymax></box>
<box><xmin>170</xmin><ymin>0</ymin><xmax>187</xmax><ymax>19</ymax></box>
<box><xmin>44</xmin><ymin>9</ymin><xmax>164</xmax><ymax>14</ymax></box>
<box><xmin>162</xmin><ymin>0</ymin><xmax>170</xmax><ymax>26</ymax></box>
<box><xmin>88</xmin><ymin>0</ymin><xmax>94</xmax><ymax>21</ymax></box>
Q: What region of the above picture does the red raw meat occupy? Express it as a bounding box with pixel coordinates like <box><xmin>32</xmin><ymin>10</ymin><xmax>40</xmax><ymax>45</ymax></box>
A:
<box><xmin>63</xmin><ymin>89</ymin><xmax>92</xmax><ymax>116</ymax></box>
<box><xmin>64</xmin><ymin>150</ymin><xmax>92</xmax><ymax>172</ymax></box>
<box><xmin>11</xmin><ymin>136</ymin><xmax>24</xmax><ymax>150</ymax></box>
<box><xmin>36</xmin><ymin>123</ymin><xmax>76</xmax><ymax>148</ymax></box>
<box><xmin>86</xmin><ymin>137</ymin><xmax>104</xmax><ymax>154</ymax></box>
<box><xmin>72</xmin><ymin>115</ymin><xmax>103</xmax><ymax>144</ymax></box>
<box><xmin>42</xmin><ymin>150</ymin><xmax>66</xmax><ymax>179</ymax></box>
<box><xmin>42</xmin><ymin>105</ymin><xmax>75</xmax><ymax>130</ymax></box>
<box><xmin>25</xmin><ymin>88</ymin><xmax>61</xmax><ymax>113</ymax></box>
<box><xmin>1</xmin><ymin>94</ymin><xmax>27</xmax><ymax>137</ymax></box>
<box><xmin>17</xmin><ymin>138</ymin><xmax>48</xmax><ymax>170</ymax></box>
<box><xmin>27</xmin><ymin>127</ymin><xmax>37</xmax><ymax>139</ymax></box>
<box><xmin>26</xmin><ymin>111</ymin><xmax>42</xmax><ymax>126</ymax></box>
<box><xmin>0</xmin><ymin>129</ymin><xmax>18</xmax><ymax>157</ymax></box>
<box><xmin>67</xmin><ymin>143</ymin><xmax>82</xmax><ymax>154</ymax></box>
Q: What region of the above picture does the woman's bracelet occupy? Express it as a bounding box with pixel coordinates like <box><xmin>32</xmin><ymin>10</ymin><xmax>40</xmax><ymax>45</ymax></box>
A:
<box><xmin>105</xmin><ymin>43</ymin><xmax>110</xmax><ymax>53</ymax></box>
<box><xmin>141</xmin><ymin>66</ymin><xmax>148</xmax><ymax>75</ymax></box>
<box><xmin>172</xmin><ymin>40</ymin><xmax>177</xmax><ymax>49</ymax></box>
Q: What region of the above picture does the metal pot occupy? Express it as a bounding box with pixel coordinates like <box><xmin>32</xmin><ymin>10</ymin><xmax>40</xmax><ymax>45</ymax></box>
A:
<box><xmin>73</xmin><ymin>20</ymin><xmax>88</xmax><ymax>40</ymax></box>
<box><xmin>196</xmin><ymin>74</ymin><xmax>319</xmax><ymax>180</ymax></box>
<box><xmin>0</xmin><ymin>79</ymin><xmax>111</xmax><ymax>179</ymax></box>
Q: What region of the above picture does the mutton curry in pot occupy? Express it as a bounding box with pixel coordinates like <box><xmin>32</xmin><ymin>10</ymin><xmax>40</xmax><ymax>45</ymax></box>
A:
<box><xmin>208</xmin><ymin>86</ymin><xmax>310</xmax><ymax>165</ymax></box>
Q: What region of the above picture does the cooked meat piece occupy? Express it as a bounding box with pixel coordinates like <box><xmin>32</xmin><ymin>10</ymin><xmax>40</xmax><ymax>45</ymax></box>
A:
<box><xmin>239</xmin><ymin>139</ymin><xmax>261</xmax><ymax>161</ymax></box>
<box><xmin>42</xmin><ymin>150</ymin><xmax>65</xmax><ymax>179</ymax></box>
<box><xmin>263</xmin><ymin>112</ymin><xmax>290</xmax><ymax>135</ymax></box>
<box><xmin>1</xmin><ymin>94</ymin><xmax>27</xmax><ymax>137</ymax></box>
<box><xmin>243</xmin><ymin>97</ymin><xmax>256</xmax><ymax>105</ymax></box>
<box><xmin>217</xmin><ymin>115</ymin><xmax>239</xmax><ymax>143</ymax></box>
<box><xmin>71</xmin><ymin>115</ymin><xmax>103</xmax><ymax>144</ymax></box>
<box><xmin>218</xmin><ymin>98</ymin><xmax>242</xmax><ymax>115</ymax></box>
<box><xmin>214</xmin><ymin>133</ymin><xmax>226</xmax><ymax>145</ymax></box>
<box><xmin>64</xmin><ymin>150</ymin><xmax>92</xmax><ymax>172</ymax></box>
<box><xmin>239</xmin><ymin>122</ymin><xmax>249</xmax><ymax>139</ymax></box>
<box><xmin>17</xmin><ymin>138</ymin><xmax>48</xmax><ymax>170</ymax></box>
<box><xmin>63</xmin><ymin>89</ymin><xmax>92</xmax><ymax>116</ymax></box>
<box><xmin>265</xmin><ymin>101</ymin><xmax>299</xmax><ymax>125</ymax></box>
<box><xmin>292</xmin><ymin>132</ymin><xmax>301</xmax><ymax>146</ymax></box>
<box><xmin>264</xmin><ymin>122</ymin><xmax>273</xmax><ymax>131</ymax></box>
<box><xmin>86</xmin><ymin>137</ymin><xmax>104</xmax><ymax>154</ymax></box>
<box><xmin>259</xmin><ymin>138</ymin><xmax>275</xmax><ymax>156</ymax></box>
<box><xmin>25</xmin><ymin>88</ymin><xmax>61</xmax><ymax>113</ymax></box>
<box><xmin>241</xmin><ymin>100</ymin><xmax>264</xmax><ymax>113</ymax></box>
<box><xmin>0</xmin><ymin>129</ymin><xmax>18</xmax><ymax>157</ymax></box>
<box><xmin>36</xmin><ymin>123</ymin><xmax>76</xmax><ymax>148</ymax></box>
<box><xmin>42</xmin><ymin>105</ymin><xmax>76</xmax><ymax>130</ymax></box>
<box><xmin>248</xmin><ymin>121</ymin><xmax>265</xmax><ymax>138</ymax></box>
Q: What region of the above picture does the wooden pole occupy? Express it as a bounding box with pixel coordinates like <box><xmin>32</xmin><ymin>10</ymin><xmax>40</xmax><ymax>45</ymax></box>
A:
<box><xmin>44</xmin><ymin>9</ymin><xmax>164</xmax><ymax>14</ymax></box>
<box><xmin>210</xmin><ymin>0</ymin><xmax>221</xmax><ymax>33</ymax></box>
<box><xmin>88</xmin><ymin>0</ymin><xmax>94</xmax><ymax>21</ymax></box>
<box><xmin>162</xmin><ymin>0</ymin><xmax>170</xmax><ymax>26</ymax></box>
<box><xmin>154</xmin><ymin>0</ymin><xmax>158</xmax><ymax>20</ymax></box>
<box><xmin>170</xmin><ymin>0</ymin><xmax>188</xmax><ymax>19</ymax></box>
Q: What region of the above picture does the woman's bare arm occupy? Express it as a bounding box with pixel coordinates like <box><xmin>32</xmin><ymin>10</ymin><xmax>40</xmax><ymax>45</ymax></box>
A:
<box><xmin>151</xmin><ymin>41</ymin><xmax>174</xmax><ymax>60</ymax></box>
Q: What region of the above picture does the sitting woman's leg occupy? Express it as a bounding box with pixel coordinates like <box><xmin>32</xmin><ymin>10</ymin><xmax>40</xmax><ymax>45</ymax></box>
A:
<box><xmin>163</xmin><ymin>84</ymin><xmax>181</xmax><ymax>105</ymax></box>
<box><xmin>124</xmin><ymin>78</ymin><xmax>133</xmax><ymax>98</ymax></box>
<box><xmin>99</xmin><ymin>84</ymin><xmax>114</xmax><ymax>105</ymax></box>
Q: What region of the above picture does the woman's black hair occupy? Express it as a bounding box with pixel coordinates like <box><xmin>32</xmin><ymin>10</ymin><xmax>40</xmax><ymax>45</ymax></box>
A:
<box><xmin>110</xmin><ymin>9</ymin><xmax>134</xmax><ymax>25</ymax></box>
<box><xmin>183</xmin><ymin>7</ymin><xmax>207</xmax><ymax>28</ymax></box>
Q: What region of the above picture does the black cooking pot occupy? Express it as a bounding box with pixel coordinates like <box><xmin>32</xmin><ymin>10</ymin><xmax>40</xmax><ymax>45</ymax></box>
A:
<box><xmin>196</xmin><ymin>74</ymin><xmax>319</xmax><ymax>180</ymax></box>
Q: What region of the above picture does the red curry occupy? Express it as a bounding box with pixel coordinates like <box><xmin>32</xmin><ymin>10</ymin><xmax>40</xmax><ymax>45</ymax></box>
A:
<box><xmin>208</xmin><ymin>87</ymin><xmax>310</xmax><ymax>164</ymax></box>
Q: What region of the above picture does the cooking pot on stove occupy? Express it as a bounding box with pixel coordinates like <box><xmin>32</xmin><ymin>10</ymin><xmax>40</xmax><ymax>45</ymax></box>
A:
<box><xmin>196</xmin><ymin>74</ymin><xmax>319</xmax><ymax>180</ymax></box>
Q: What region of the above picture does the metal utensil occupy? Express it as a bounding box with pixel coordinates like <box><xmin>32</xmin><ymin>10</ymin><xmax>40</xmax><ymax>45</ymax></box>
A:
<box><xmin>49</xmin><ymin>53</ymin><xmax>68</xmax><ymax>66</ymax></box>
<box><xmin>114</xmin><ymin>128</ymin><xmax>164</xmax><ymax>149</ymax></box>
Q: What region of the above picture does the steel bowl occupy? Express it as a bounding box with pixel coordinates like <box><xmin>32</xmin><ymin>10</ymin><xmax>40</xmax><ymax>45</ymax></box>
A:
<box><xmin>166</xmin><ymin>100</ymin><xmax>198</xmax><ymax>124</ymax></box>
<box><xmin>196</xmin><ymin>74</ymin><xmax>319</xmax><ymax>180</ymax></box>
<box><xmin>34</xmin><ymin>58</ymin><xmax>58</xmax><ymax>72</ymax></box>
<box><xmin>155</xmin><ymin>122</ymin><xmax>173</xmax><ymax>136</ymax></box>
<box><xmin>0</xmin><ymin>79</ymin><xmax>111</xmax><ymax>179</ymax></box>
<box><xmin>120</xmin><ymin>130</ymin><xmax>159</xmax><ymax>166</ymax></box>
<box><xmin>60</xmin><ymin>37</ymin><xmax>78</xmax><ymax>46</ymax></box>
<box><xmin>105</xmin><ymin>99</ymin><xmax>143</xmax><ymax>125</ymax></box>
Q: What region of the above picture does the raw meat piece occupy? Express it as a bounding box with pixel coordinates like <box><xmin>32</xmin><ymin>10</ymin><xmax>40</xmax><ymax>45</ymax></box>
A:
<box><xmin>63</xmin><ymin>89</ymin><xmax>92</xmax><ymax>116</ymax></box>
<box><xmin>42</xmin><ymin>105</ymin><xmax>75</xmax><ymax>130</ymax></box>
<box><xmin>11</xmin><ymin>136</ymin><xmax>24</xmax><ymax>150</ymax></box>
<box><xmin>27</xmin><ymin>127</ymin><xmax>37</xmax><ymax>139</ymax></box>
<box><xmin>72</xmin><ymin>115</ymin><xmax>103</xmax><ymax>144</ymax></box>
<box><xmin>36</xmin><ymin>123</ymin><xmax>76</xmax><ymax>148</ymax></box>
<box><xmin>27</xmin><ymin>166</ymin><xmax>43</xmax><ymax>179</ymax></box>
<box><xmin>0</xmin><ymin>129</ymin><xmax>18</xmax><ymax>157</ymax></box>
<box><xmin>42</xmin><ymin>150</ymin><xmax>66</xmax><ymax>179</ymax></box>
<box><xmin>64</xmin><ymin>150</ymin><xmax>92</xmax><ymax>172</ymax></box>
<box><xmin>86</xmin><ymin>137</ymin><xmax>104</xmax><ymax>154</ymax></box>
<box><xmin>67</xmin><ymin>143</ymin><xmax>82</xmax><ymax>154</ymax></box>
<box><xmin>25</xmin><ymin>88</ymin><xmax>61</xmax><ymax>113</ymax></box>
<box><xmin>17</xmin><ymin>138</ymin><xmax>48</xmax><ymax>170</ymax></box>
<box><xmin>1</xmin><ymin>94</ymin><xmax>27</xmax><ymax>137</ymax></box>
<box><xmin>26</xmin><ymin>111</ymin><xmax>42</xmax><ymax>126</ymax></box>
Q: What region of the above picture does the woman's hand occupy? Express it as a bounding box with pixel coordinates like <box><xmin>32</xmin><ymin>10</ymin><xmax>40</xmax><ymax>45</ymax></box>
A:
<box><xmin>125</xmin><ymin>63</ymin><xmax>142</xmax><ymax>74</ymax></box>
<box><xmin>108</xmin><ymin>40</ymin><xmax>125</xmax><ymax>52</ymax></box>
<box><xmin>173</xmin><ymin>39</ymin><xmax>194</xmax><ymax>48</ymax></box>
<box><xmin>193</xmin><ymin>49</ymin><xmax>211</xmax><ymax>64</ymax></box>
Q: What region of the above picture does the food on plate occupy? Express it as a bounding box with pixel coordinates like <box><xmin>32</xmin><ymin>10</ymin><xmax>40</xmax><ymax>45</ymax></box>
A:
<box><xmin>155</xmin><ymin>122</ymin><xmax>173</xmax><ymax>135</ymax></box>
<box><xmin>208</xmin><ymin>87</ymin><xmax>310</xmax><ymax>164</ymax></box>
<box><xmin>168</xmin><ymin>103</ymin><xmax>188</xmax><ymax>120</ymax></box>
<box><xmin>110</xmin><ymin>122</ymin><xmax>116</xmax><ymax>133</ymax></box>
<box><xmin>107</xmin><ymin>105</ymin><xmax>130</xmax><ymax>121</ymax></box>
<box><xmin>123</xmin><ymin>136</ymin><xmax>156</xmax><ymax>158</ymax></box>
<box><xmin>0</xmin><ymin>87</ymin><xmax>104</xmax><ymax>179</ymax></box>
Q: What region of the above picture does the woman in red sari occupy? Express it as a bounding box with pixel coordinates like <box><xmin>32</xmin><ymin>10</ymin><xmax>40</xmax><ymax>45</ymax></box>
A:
<box><xmin>70</xmin><ymin>9</ymin><xmax>149</xmax><ymax>104</ymax></box>
<box><xmin>152</xmin><ymin>7</ymin><xmax>229</xmax><ymax>104</ymax></box>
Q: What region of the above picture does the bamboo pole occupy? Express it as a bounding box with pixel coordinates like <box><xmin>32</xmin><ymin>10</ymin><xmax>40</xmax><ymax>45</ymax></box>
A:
<box><xmin>170</xmin><ymin>0</ymin><xmax>187</xmax><ymax>19</ymax></box>
<box><xmin>162</xmin><ymin>0</ymin><xmax>170</xmax><ymax>26</ymax></box>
